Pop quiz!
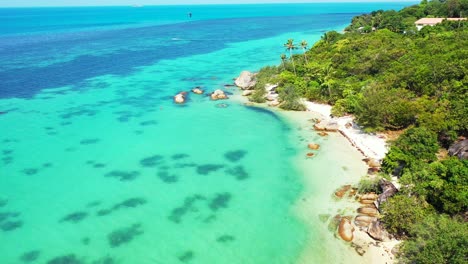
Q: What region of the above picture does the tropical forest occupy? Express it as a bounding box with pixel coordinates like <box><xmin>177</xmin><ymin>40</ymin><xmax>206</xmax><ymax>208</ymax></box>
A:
<box><xmin>248</xmin><ymin>0</ymin><xmax>468</xmax><ymax>263</ymax></box>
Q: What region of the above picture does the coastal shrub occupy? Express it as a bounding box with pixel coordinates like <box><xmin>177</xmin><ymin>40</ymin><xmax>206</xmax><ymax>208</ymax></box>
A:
<box><xmin>400</xmin><ymin>215</ymin><xmax>468</xmax><ymax>264</ymax></box>
<box><xmin>278</xmin><ymin>85</ymin><xmax>306</xmax><ymax>111</ymax></box>
<box><xmin>357</xmin><ymin>176</ymin><xmax>382</xmax><ymax>194</ymax></box>
<box><xmin>382</xmin><ymin>127</ymin><xmax>439</xmax><ymax>176</ymax></box>
<box><xmin>381</xmin><ymin>194</ymin><xmax>434</xmax><ymax>237</ymax></box>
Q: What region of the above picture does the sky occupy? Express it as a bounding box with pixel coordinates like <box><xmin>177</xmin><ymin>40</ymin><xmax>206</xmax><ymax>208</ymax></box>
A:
<box><xmin>0</xmin><ymin>0</ymin><xmax>417</xmax><ymax>8</ymax></box>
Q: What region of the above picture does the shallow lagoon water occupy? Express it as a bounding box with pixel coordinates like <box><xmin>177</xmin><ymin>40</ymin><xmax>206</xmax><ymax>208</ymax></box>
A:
<box><xmin>0</xmin><ymin>3</ymin><xmax>413</xmax><ymax>263</ymax></box>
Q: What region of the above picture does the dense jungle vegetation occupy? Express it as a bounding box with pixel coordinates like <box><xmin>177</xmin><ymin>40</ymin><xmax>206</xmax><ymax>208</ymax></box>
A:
<box><xmin>250</xmin><ymin>1</ymin><xmax>468</xmax><ymax>263</ymax></box>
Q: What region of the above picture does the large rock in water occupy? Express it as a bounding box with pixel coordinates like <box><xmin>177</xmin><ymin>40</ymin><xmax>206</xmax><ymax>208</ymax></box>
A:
<box><xmin>367</xmin><ymin>219</ymin><xmax>391</xmax><ymax>241</ymax></box>
<box><xmin>448</xmin><ymin>139</ymin><xmax>468</xmax><ymax>159</ymax></box>
<box><xmin>338</xmin><ymin>218</ymin><xmax>354</xmax><ymax>242</ymax></box>
<box><xmin>234</xmin><ymin>71</ymin><xmax>256</xmax><ymax>90</ymax></box>
<box><xmin>210</xmin><ymin>89</ymin><xmax>228</xmax><ymax>100</ymax></box>
<box><xmin>314</xmin><ymin>119</ymin><xmax>339</xmax><ymax>132</ymax></box>
<box><xmin>174</xmin><ymin>92</ymin><xmax>187</xmax><ymax>104</ymax></box>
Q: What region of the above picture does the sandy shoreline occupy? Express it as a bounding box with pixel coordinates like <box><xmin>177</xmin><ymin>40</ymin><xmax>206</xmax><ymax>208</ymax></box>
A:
<box><xmin>231</xmin><ymin>93</ymin><xmax>397</xmax><ymax>263</ymax></box>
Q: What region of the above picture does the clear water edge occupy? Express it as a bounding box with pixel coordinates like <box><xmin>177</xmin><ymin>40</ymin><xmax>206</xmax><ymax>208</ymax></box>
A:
<box><xmin>0</xmin><ymin>3</ymin><xmax>414</xmax><ymax>264</ymax></box>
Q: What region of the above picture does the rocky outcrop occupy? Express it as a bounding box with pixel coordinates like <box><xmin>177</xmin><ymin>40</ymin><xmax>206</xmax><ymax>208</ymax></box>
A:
<box><xmin>234</xmin><ymin>71</ymin><xmax>256</xmax><ymax>90</ymax></box>
<box><xmin>242</xmin><ymin>90</ymin><xmax>253</xmax><ymax>96</ymax></box>
<box><xmin>357</xmin><ymin>206</ymin><xmax>379</xmax><ymax>217</ymax></box>
<box><xmin>354</xmin><ymin>215</ymin><xmax>376</xmax><ymax>228</ymax></box>
<box><xmin>210</xmin><ymin>89</ymin><xmax>228</xmax><ymax>100</ymax></box>
<box><xmin>367</xmin><ymin>219</ymin><xmax>391</xmax><ymax>242</ymax></box>
<box><xmin>376</xmin><ymin>179</ymin><xmax>398</xmax><ymax>208</ymax></box>
<box><xmin>338</xmin><ymin>218</ymin><xmax>355</xmax><ymax>242</ymax></box>
<box><xmin>314</xmin><ymin>119</ymin><xmax>339</xmax><ymax>132</ymax></box>
<box><xmin>317</xmin><ymin>131</ymin><xmax>329</xmax><ymax>137</ymax></box>
<box><xmin>174</xmin><ymin>92</ymin><xmax>187</xmax><ymax>104</ymax></box>
<box><xmin>307</xmin><ymin>143</ymin><xmax>320</xmax><ymax>150</ymax></box>
<box><xmin>334</xmin><ymin>185</ymin><xmax>352</xmax><ymax>199</ymax></box>
<box><xmin>191</xmin><ymin>87</ymin><xmax>204</xmax><ymax>94</ymax></box>
<box><xmin>267</xmin><ymin>100</ymin><xmax>280</xmax><ymax>107</ymax></box>
<box><xmin>448</xmin><ymin>139</ymin><xmax>468</xmax><ymax>159</ymax></box>
<box><xmin>265</xmin><ymin>83</ymin><xmax>278</xmax><ymax>92</ymax></box>
<box><xmin>265</xmin><ymin>93</ymin><xmax>279</xmax><ymax>101</ymax></box>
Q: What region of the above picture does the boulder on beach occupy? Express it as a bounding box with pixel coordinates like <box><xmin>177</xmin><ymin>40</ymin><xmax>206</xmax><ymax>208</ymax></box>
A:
<box><xmin>367</xmin><ymin>159</ymin><xmax>381</xmax><ymax>168</ymax></box>
<box><xmin>242</xmin><ymin>90</ymin><xmax>253</xmax><ymax>96</ymax></box>
<box><xmin>307</xmin><ymin>143</ymin><xmax>320</xmax><ymax>150</ymax></box>
<box><xmin>357</xmin><ymin>206</ymin><xmax>379</xmax><ymax>217</ymax></box>
<box><xmin>338</xmin><ymin>218</ymin><xmax>354</xmax><ymax>242</ymax></box>
<box><xmin>174</xmin><ymin>92</ymin><xmax>187</xmax><ymax>104</ymax></box>
<box><xmin>234</xmin><ymin>71</ymin><xmax>256</xmax><ymax>90</ymax></box>
<box><xmin>376</xmin><ymin>179</ymin><xmax>398</xmax><ymax>208</ymax></box>
<box><xmin>334</xmin><ymin>185</ymin><xmax>351</xmax><ymax>199</ymax></box>
<box><xmin>367</xmin><ymin>219</ymin><xmax>391</xmax><ymax>241</ymax></box>
<box><xmin>265</xmin><ymin>93</ymin><xmax>279</xmax><ymax>101</ymax></box>
<box><xmin>354</xmin><ymin>215</ymin><xmax>375</xmax><ymax>228</ymax></box>
<box><xmin>191</xmin><ymin>87</ymin><xmax>204</xmax><ymax>94</ymax></box>
<box><xmin>314</xmin><ymin>119</ymin><xmax>339</xmax><ymax>132</ymax></box>
<box><xmin>360</xmin><ymin>193</ymin><xmax>379</xmax><ymax>201</ymax></box>
<box><xmin>265</xmin><ymin>83</ymin><xmax>278</xmax><ymax>92</ymax></box>
<box><xmin>317</xmin><ymin>131</ymin><xmax>329</xmax><ymax>137</ymax></box>
<box><xmin>267</xmin><ymin>100</ymin><xmax>280</xmax><ymax>107</ymax></box>
<box><xmin>210</xmin><ymin>89</ymin><xmax>228</xmax><ymax>100</ymax></box>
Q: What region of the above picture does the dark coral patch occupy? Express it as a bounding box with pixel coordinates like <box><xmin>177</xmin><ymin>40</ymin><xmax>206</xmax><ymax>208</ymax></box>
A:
<box><xmin>60</xmin><ymin>212</ymin><xmax>88</xmax><ymax>223</ymax></box>
<box><xmin>113</xmin><ymin>198</ymin><xmax>147</xmax><ymax>210</ymax></box>
<box><xmin>0</xmin><ymin>199</ymin><xmax>7</xmax><ymax>207</ymax></box>
<box><xmin>2</xmin><ymin>149</ymin><xmax>13</xmax><ymax>155</ymax></box>
<box><xmin>140</xmin><ymin>155</ymin><xmax>164</xmax><ymax>167</ymax></box>
<box><xmin>209</xmin><ymin>193</ymin><xmax>232</xmax><ymax>211</ymax></box>
<box><xmin>96</xmin><ymin>209</ymin><xmax>113</xmax><ymax>217</ymax></box>
<box><xmin>174</xmin><ymin>163</ymin><xmax>197</xmax><ymax>168</ymax></box>
<box><xmin>1</xmin><ymin>220</ymin><xmax>23</xmax><ymax>231</ymax></box>
<box><xmin>196</xmin><ymin>164</ymin><xmax>225</xmax><ymax>175</ymax></box>
<box><xmin>216</xmin><ymin>235</ymin><xmax>235</xmax><ymax>243</ymax></box>
<box><xmin>171</xmin><ymin>153</ymin><xmax>189</xmax><ymax>160</ymax></box>
<box><xmin>92</xmin><ymin>256</ymin><xmax>115</xmax><ymax>264</ymax></box>
<box><xmin>42</xmin><ymin>162</ymin><xmax>53</xmax><ymax>168</ymax></box>
<box><xmin>22</xmin><ymin>168</ymin><xmax>39</xmax><ymax>175</ymax></box>
<box><xmin>20</xmin><ymin>250</ymin><xmax>40</xmax><ymax>263</ymax></box>
<box><xmin>168</xmin><ymin>195</ymin><xmax>206</xmax><ymax>224</ymax></box>
<box><xmin>81</xmin><ymin>237</ymin><xmax>90</xmax><ymax>245</ymax></box>
<box><xmin>86</xmin><ymin>201</ymin><xmax>101</xmax><ymax>208</ymax></box>
<box><xmin>47</xmin><ymin>254</ymin><xmax>83</xmax><ymax>264</ymax></box>
<box><xmin>157</xmin><ymin>171</ymin><xmax>178</xmax><ymax>183</ymax></box>
<box><xmin>224</xmin><ymin>150</ymin><xmax>247</xmax><ymax>162</ymax></box>
<box><xmin>107</xmin><ymin>223</ymin><xmax>143</xmax><ymax>248</ymax></box>
<box><xmin>0</xmin><ymin>211</ymin><xmax>19</xmax><ymax>223</ymax></box>
<box><xmin>93</xmin><ymin>163</ymin><xmax>106</xmax><ymax>168</ymax></box>
<box><xmin>2</xmin><ymin>156</ymin><xmax>13</xmax><ymax>164</ymax></box>
<box><xmin>225</xmin><ymin>166</ymin><xmax>249</xmax><ymax>180</ymax></box>
<box><xmin>178</xmin><ymin>251</ymin><xmax>194</xmax><ymax>263</ymax></box>
<box><xmin>105</xmin><ymin>170</ymin><xmax>140</xmax><ymax>181</ymax></box>
<box><xmin>80</xmin><ymin>138</ymin><xmax>100</xmax><ymax>145</ymax></box>
<box><xmin>139</xmin><ymin>120</ymin><xmax>158</xmax><ymax>126</ymax></box>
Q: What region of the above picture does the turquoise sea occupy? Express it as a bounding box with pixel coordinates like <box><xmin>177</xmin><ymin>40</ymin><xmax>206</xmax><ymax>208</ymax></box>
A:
<box><xmin>0</xmin><ymin>3</ymin><xmax>414</xmax><ymax>264</ymax></box>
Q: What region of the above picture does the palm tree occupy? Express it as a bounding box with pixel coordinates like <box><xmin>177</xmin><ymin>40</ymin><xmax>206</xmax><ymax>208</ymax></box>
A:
<box><xmin>300</xmin><ymin>40</ymin><xmax>309</xmax><ymax>64</ymax></box>
<box><xmin>280</xmin><ymin>54</ymin><xmax>287</xmax><ymax>70</ymax></box>
<box><xmin>283</xmin><ymin>39</ymin><xmax>297</xmax><ymax>75</ymax></box>
<box><xmin>320</xmin><ymin>64</ymin><xmax>336</xmax><ymax>97</ymax></box>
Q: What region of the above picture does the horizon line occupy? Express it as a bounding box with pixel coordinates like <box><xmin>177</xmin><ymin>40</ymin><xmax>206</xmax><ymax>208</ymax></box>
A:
<box><xmin>0</xmin><ymin>1</ymin><xmax>419</xmax><ymax>8</ymax></box>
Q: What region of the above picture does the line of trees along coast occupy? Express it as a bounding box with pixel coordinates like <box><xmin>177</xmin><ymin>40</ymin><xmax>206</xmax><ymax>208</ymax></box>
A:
<box><xmin>249</xmin><ymin>1</ymin><xmax>467</xmax><ymax>263</ymax></box>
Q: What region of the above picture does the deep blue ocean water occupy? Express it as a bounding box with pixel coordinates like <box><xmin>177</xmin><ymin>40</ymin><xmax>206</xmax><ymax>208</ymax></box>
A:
<box><xmin>0</xmin><ymin>3</ymin><xmax>415</xmax><ymax>264</ymax></box>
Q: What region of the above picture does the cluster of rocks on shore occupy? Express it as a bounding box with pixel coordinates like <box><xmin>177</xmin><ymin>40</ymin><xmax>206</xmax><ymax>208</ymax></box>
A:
<box><xmin>329</xmin><ymin>178</ymin><xmax>398</xmax><ymax>257</ymax></box>
<box><xmin>234</xmin><ymin>70</ymin><xmax>281</xmax><ymax>107</ymax></box>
